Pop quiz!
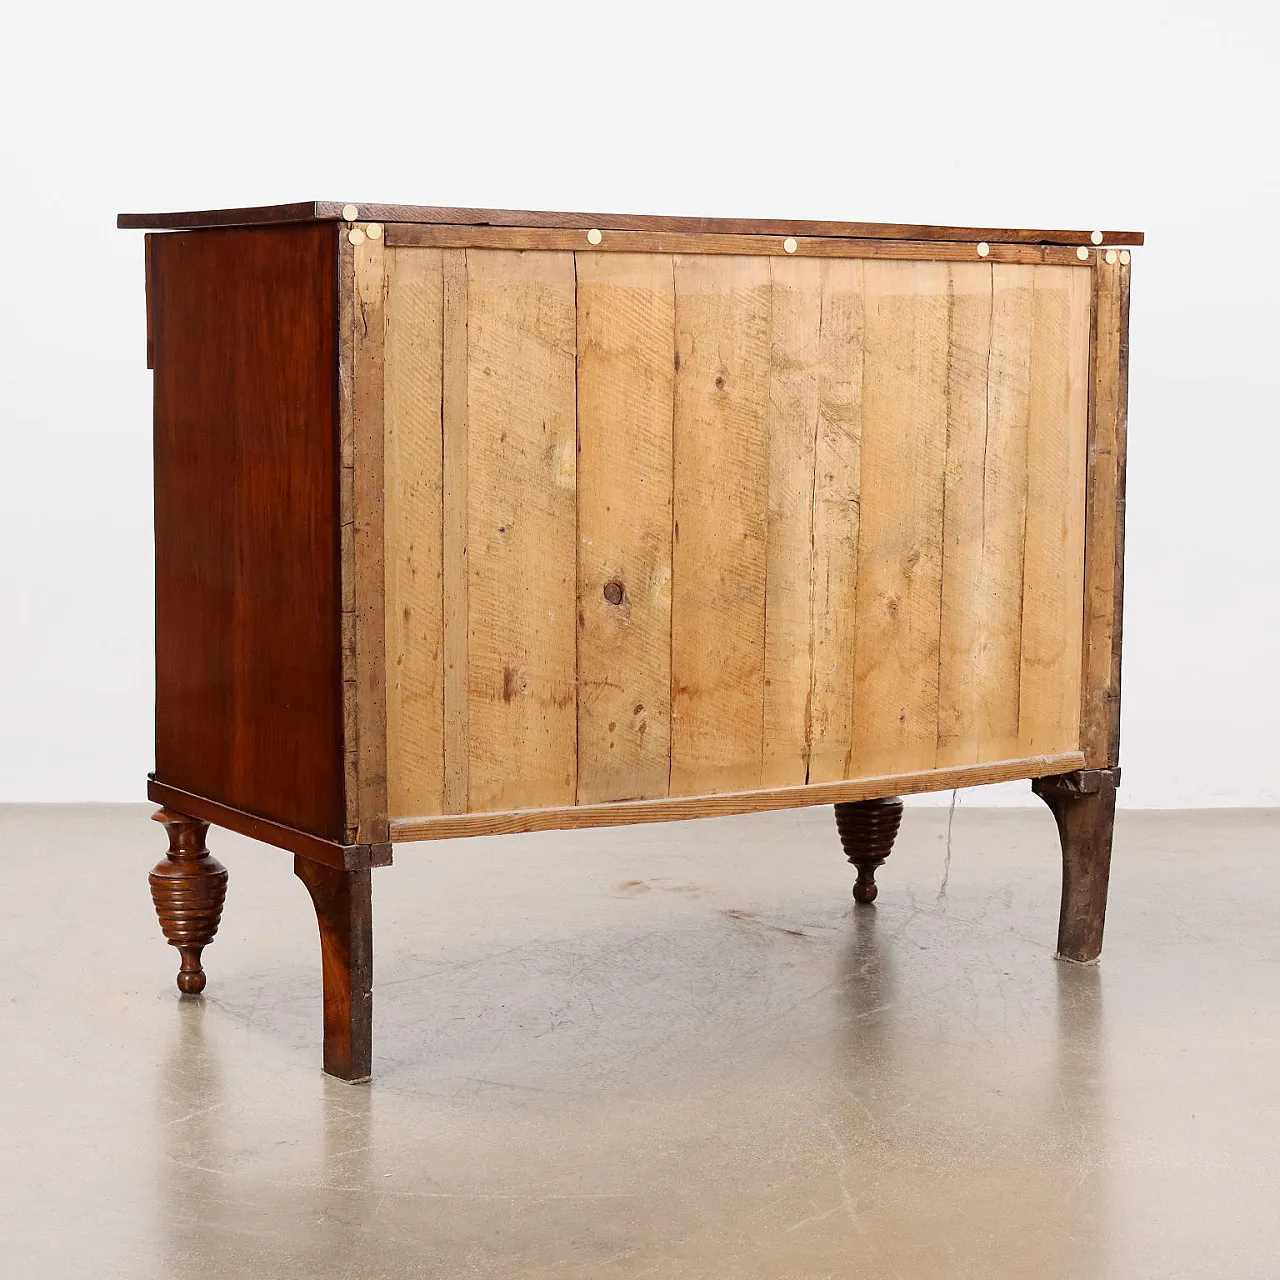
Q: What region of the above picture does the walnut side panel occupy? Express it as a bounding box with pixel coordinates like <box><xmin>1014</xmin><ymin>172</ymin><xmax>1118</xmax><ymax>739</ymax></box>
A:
<box><xmin>151</xmin><ymin>224</ymin><xmax>345</xmax><ymax>840</ymax></box>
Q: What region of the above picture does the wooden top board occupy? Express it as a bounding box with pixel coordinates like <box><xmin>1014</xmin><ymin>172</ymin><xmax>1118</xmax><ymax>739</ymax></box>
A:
<box><xmin>117</xmin><ymin>201</ymin><xmax>1144</xmax><ymax>246</ymax></box>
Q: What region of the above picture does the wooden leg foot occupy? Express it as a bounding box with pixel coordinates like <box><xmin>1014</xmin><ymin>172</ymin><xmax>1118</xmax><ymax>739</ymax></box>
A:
<box><xmin>149</xmin><ymin>808</ymin><xmax>228</xmax><ymax>995</ymax></box>
<box><xmin>294</xmin><ymin>855</ymin><xmax>373</xmax><ymax>1082</ymax></box>
<box><xmin>834</xmin><ymin>797</ymin><xmax>903</xmax><ymax>904</ymax></box>
<box><xmin>1032</xmin><ymin>768</ymin><xmax>1120</xmax><ymax>963</ymax></box>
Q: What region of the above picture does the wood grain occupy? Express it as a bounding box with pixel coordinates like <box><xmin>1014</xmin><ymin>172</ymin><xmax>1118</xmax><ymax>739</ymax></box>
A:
<box><xmin>806</xmin><ymin>260</ymin><xmax>866</xmax><ymax>783</ymax></box>
<box><xmin>383</xmin><ymin>246</ymin><xmax>445</xmax><ymax>817</ymax></box>
<box><xmin>391</xmin><ymin>752</ymin><xmax>1085</xmax><ymax>841</ymax></box>
<box><xmin>441</xmin><ymin>249</ymin><xmax>470</xmax><ymax>813</ymax></box>
<box><xmin>1018</xmin><ymin>265</ymin><xmax>1091</xmax><ymax>756</ymax></box>
<box><xmin>119</xmin><ymin>201</ymin><xmax>1144</xmax><ymax>246</ymax></box>
<box><xmin>762</xmin><ymin>256</ymin><xmax>822</xmax><ymax>787</ymax></box>
<box><xmin>670</xmin><ymin>255</ymin><xmax>772</xmax><ymax>795</ymax></box>
<box><xmin>387</xmin><ymin>223</ymin><xmax>1108</xmax><ymax>264</ymax></box>
<box><xmin>351</xmin><ymin>236</ymin><xmax>390</xmax><ymax>844</ymax></box>
<box><xmin>150</xmin><ymin>224</ymin><xmax>346</xmax><ymax>841</ymax></box>
<box><xmin>1079</xmin><ymin>257</ymin><xmax>1130</xmax><ymax>767</ymax></box>
<box><xmin>852</xmin><ymin>261</ymin><xmax>950</xmax><ymax>777</ymax></box>
<box><xmin>575</xmin><ymin>253</ymin><xmax>676</xmax><ymax>803</ymax></box>
<box><xmin>464</xmin><ymin>250</ymin><xmax>578</xmax><ymax>811</ymax></box>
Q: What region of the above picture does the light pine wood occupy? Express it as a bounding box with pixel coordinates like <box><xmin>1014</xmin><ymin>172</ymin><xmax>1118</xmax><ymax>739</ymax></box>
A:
<box><xmin>1020</xmin><ymin>265</ymin><xmax>1092</xmax><ymax>756</ymax></box>
<box><xmin>1080</xmin><ymin>257</ymin><xmax>1129</xmax><ymax>767</ymax></box>
<box><xmin>441</xmin><ymin>249</ymin><xmax>470</xmax><ymax>814</ymax></box>
<box><xmin>464</xmin><ymin>250</ymin><xmax>578</xmax><ymax>811</ymax></box>
<box><xmin>575</xmin><ymin>253</ymin><xmax>676</xmax><ymax>803</ymax></box>
<box><xmin>351</xmin><ymin>234</ymin><xmax>389</xmax><ymax>843</ymax></box>
<box><xmin>669</xmin><ymin>255</ymin><xmax>772</xmax><ymax>796</ymax></box>
<box><xmin>852</xmin><ymin>261</ymin><xmax>950</xmax><ymax>777</ymax></box>
<box><xmin>806</xmin><ymin>260</ymin><xmax>865</xmax><ymax>784</ymax></box>
<box><xmin>391</xmin><ymin>752</ymin><xmax>1085</xmax><ymax>841</ymax></box>
<box><xmin>378</xmin><ymin>248</ymin><xmax>1099</xmax><ymax>821</ymax></box>
<box><xmin>386</xmin><ymin>223</ymin><xmax>1098</xmax><ymax>266</ymax></box>
<box><xmin>383</xmin><ymin>246</ymin><xmax>445</xmax><ymax>817</ymax></box>
<box><xmin>762</xmin><ymin>256</ymin><xmax>822</xmax><ymax>787</ymax></box>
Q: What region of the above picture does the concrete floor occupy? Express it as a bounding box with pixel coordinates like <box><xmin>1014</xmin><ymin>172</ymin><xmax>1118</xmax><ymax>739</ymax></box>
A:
<box><xmin>1</xmin><ymin>804</ymin><xmax>1277</xmax><ymax>1279</ymax></box>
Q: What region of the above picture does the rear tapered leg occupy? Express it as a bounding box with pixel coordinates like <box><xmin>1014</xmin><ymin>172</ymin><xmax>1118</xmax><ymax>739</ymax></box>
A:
<box><xmin>294</xmin><ymin>855</ymin><xmax>373</xmax><ymax>1082</ymax></box>
<box><xmin>834</xmin><ymin>797</ymin><xmax>904</xmax><ymax>903</ymax></box>
<box><xmin>1032</xmin><ymin>768</ymin><xmax>1120</xmax><ymax>963</ymax></box>
<box><xmin>150</xmin><ymin>809</ymin><xmax>228</xmax><ymax>994</ymax></box>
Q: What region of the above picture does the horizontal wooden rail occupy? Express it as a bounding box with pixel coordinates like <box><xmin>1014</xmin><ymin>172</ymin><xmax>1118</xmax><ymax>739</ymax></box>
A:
<box><xmin>385</xmin><ymin>223</ymin><xmax>1105</xmax><ymax>265</ymax></box>
<box><xmin>390</xmin><ymin>753</ymin><xmax>1085</xmax><ymax>842</ymax></box>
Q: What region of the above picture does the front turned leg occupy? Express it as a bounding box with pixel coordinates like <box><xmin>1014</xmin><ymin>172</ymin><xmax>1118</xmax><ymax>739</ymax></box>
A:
<box><xmin>149</xmin><ymin>808</ymin><xmax>228</xmax><ymax>994</ymax></box>
<box><xmin>294</xmin><ymin>856</ymin><xmax>373</xmax><ymax>1082</ymax></box>
<box><xmin>834</xmin><ymin>797</ymin><xmax>904</xmax><ymax>904</ymax></box>
<box><xmin>1032</xmin><ymin>768</ymin><xmax>1120</xmax><ymax>963</ymax></box>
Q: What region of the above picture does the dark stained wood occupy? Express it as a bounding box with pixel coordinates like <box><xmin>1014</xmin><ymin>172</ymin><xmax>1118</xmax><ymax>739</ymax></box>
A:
<box><xmin>1080</xmin><ymin>258</ymin><xmax>1131</xmax><ymax>767</ymax></box>
<box><xmin>118</xmin><ymin>201</ymin><xmax>1145</xmax><ymax>246</ymax></box>
<box><xmin>1032</xmin><ymin>768</ymin><xmax>1120</xmax><ymax>962</ymax></box>
<box><xmin>833</xmin><ymin>798</ymin><xmax>904</xmax><ymax>904</ymax></box>
<box><xmin>294</xmin><ymin>855</ymin><xmax>373</xmax><ymax>1082</ymax></box>
<box><xmin>147</xmin><ymin>778</ymin><xmax>392</xmax><ymax>870</ymax></box>
<box><xmin>149</xmin><ymin>808</ymin><xmax>228</xmax><ymax>994</ymax></box>
<box><xmin>150</xmin><ymin>223</ymin><xmax>347</xmax><ymax>841</ymax></box>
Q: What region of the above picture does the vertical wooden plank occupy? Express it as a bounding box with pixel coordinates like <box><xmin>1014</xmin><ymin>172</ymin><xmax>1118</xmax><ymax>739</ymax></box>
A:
<box><xmin>465</xmin><ymin>249</ymin><xmax>578</xmax><ymax>811</ymax></box>
<box><xmin>937</xmin><ymin>263</ymin><xmax>1034</xmax><ymax>766</ymax></box>
<box><xmin>351</xmin><ymin>234</ymin><xmax>389</xmax><ymax>843</ymax></box>
<box><xmin>670</xmin><ymin>255</ymin><xmax>772</xmax><ymax>795</ymax></box>
<box><xmin>383</xmin><ymin>246</ymin><xmax>445</xmax><ymax>818</ymax></box>
<box><xmin>807</xmin><ymin>259</ymin><xmax>865</xmax><ymax>784</ymax></box>
<box><xmin>575</xmin><ymin>253</ymin><xmax>675</xmax><ymax>803</ymax></box>
<box><xmin>935</xmin><ymin>263</ymin><xmax>992</xmax><ymax>768</ymax></box>
<box><xmin>1022</xmin><ymin>264</ymin><xmax>1093</xmax><ymax>756</ymax></box>
<box><xmin>441</xmin><ymin>249</ymin><xmax>470</xmax><ymax>813</ymax></box>
<box><xmin>762</xmin><ymin>256</ymin><xmax>821</xmax><ymax>788</ymax></box>
<box><xmin>851</xmin><ymin>261</ymin><xmax>950</xmax><ymax>777</ymax></box>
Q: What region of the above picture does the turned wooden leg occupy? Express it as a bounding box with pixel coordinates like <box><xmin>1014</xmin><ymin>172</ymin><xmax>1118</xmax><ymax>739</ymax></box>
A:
<box><xmin>294</xmin><ymin>855</ymin><xmax>373</xmax><ymax>1082</ymax></box>
<box><xmin>149</xmin><ymin>808</ymin><xmax>228</xmax><ymax>994</ymax></box>
<box><xmin>1032</xmin><ymin>767</ymin><xmax>1120</xmax><ymax>963</ymax></box>
<box><xmin>834</xmin><ymin>797</ymin><xmax>904</xmax><ymax>904</ymax></box>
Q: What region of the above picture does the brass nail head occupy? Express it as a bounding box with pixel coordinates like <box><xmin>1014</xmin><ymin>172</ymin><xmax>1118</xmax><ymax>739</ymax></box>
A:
<box><xmin>1091</xmin><ymin>230</ymin><xmax>1104</xmax><ymax>245</ymax></box>
<box><xmin>342</xmin><ymin>204</ymin><xmax>359</xmax><ymax>222</ymax></box>
<box><xmin>1119</xmin><ymin>250</ymin><xmax>1131</xmax><ymax>265</ymax></box>
<box><xmin>1105</xmin><ymin>248</ymin><xmax>1118</xmax><ymax>265</ymax></box>
<box><xmin>348</xmin><ymin>228</ymin><xmax>366</xmax><ymax>246</ymax></box>
<box><xmin>976</xmin><ymin>242</ymin><xmax>990</xmax><ymax>257</ymax></box>
<box><xmin>783</xmin><ymin>237</ymin><xmax>798</xmax><ymax>254</ymax></box>
<box><xmin>587</xmin><ymin>228</ymin><xmax>603</xmax><ymax>245</ymax></box>
<box><xmin>366</xmin><ymin>223</ymin><xmax>383</xmax><ymax>240</ymax></box>
<box><xmin>1076</xmin><ymin>246</ymin><xmax>1090</xmax><ymax>261</ymax></box>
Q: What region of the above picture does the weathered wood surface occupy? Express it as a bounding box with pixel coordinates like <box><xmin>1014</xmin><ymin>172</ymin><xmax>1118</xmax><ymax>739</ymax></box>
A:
<box><xmin>380</xmin><ymin>249</ymin><xmax>1095</xmax><ymax>820</ymax></box>
<box><xmin>392</xmin><ymin>752</ymin><xmax>1084</xmax><ymax>841</ymax></box>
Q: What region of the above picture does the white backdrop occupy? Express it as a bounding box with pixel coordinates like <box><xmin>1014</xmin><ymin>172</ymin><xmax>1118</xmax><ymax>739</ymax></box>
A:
<box><xmin>2</xmin><ymin>0</ymin><xmax>1276</xmax><ymax>806</ymax></box>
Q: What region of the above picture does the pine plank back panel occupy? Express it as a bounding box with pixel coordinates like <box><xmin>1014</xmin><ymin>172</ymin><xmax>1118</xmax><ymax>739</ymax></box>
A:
<box><xmin>382</xmin><ymin>248</ymin><xmax>1092</xmax><ymax>820</ymax></box>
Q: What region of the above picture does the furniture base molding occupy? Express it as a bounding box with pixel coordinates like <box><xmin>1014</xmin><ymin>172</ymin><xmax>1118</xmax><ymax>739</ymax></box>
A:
<box><xmin>149</xmin><ymin>809</ymin><xmax>228</xmax><ymax>994</ymax></box>
<box><xmin>833</xmin><ymin>797</ymin><xmax>904</xmax><ymax>903</ymax></box>
<box><xmin>294</xmin><ymin>855</ymin><xmax>374</xmax><ymax>1083</ymax></box>
<box><xmin>1032</xmin><ymin>768</ymin><xmax>1121</xmax><ymax>963</ymax></box>
<box><xmin>390</xmin><ymin>753</ymin><xmax>1084</xmax><ymax>842</ymax></box>
<box><xmin>147</xmin><ymin>777</ymin><xmax>391</xmax><ymax>870</ymax></box>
